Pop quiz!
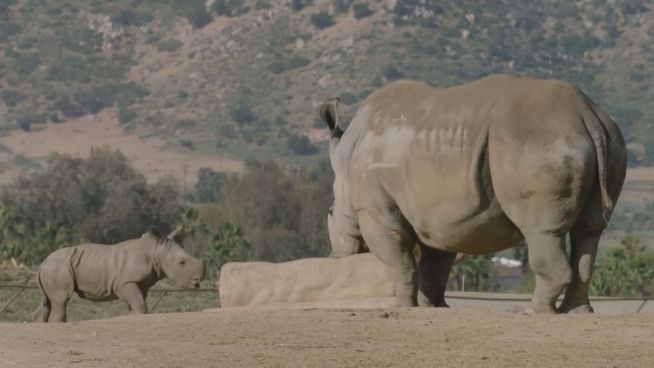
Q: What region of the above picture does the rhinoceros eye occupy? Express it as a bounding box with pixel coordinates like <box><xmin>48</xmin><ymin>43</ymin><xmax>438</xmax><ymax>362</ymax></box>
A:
<box><xmin>328</xmin><ymin>206</ymin><xmax>334</xmax><ymax>216</ymax></box>
<box><xmin>179</xmin><ymin>259</ymin><xmax>186</xmax><ymax>265</ymax></box>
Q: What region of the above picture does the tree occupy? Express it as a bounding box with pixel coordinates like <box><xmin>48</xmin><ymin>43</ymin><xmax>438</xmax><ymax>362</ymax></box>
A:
<box><xmin>450</xmin><ymin>255</ymin><xmax>496</xmax><ymax>291</ymax></box>
<box><xmin>194</xmin><ymin>167</ymin><xmax>226</xmax><ymax>203</ymax></box>
<box><xmin>1</xmin><ymin>147</ymin><xmax>181</xmax><ymax>245</ymax></box>
<box><xmin>592</xmin><ymin>236</ymin><xmax>654</xmax><ymax>297</ymax></box>
<box><xmin>176</xmin><ymin>207</ymin><xmax>209</xmax><ymax>257</ymax></box>
<box><xmin>206</xmin><ymin>223</ymin><xmax>250</xmax><ymax>278</ymax></box>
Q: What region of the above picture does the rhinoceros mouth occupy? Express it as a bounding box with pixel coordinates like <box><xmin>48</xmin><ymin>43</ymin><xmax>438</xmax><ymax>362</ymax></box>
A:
<box><xmin>191</xmin><ymin>281</ymin><xmax>200</xmax><ymax>289</ymax></box>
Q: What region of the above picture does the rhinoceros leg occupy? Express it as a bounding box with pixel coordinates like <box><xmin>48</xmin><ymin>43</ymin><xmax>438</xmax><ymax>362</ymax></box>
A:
<box><xmin>417</xmin><ymin>244</ymin><xmax>456</xmax><ymax>307</ymax></box>
<box><xmin>358</xmin><ymin>210</ymin><xmax>418</xmax><ymax>307</ymax></box>
<box><xmin>558</xmin><ymin>228</ymin><xmax>601</xmax><ymax>314</ymax></box>
<box><xmin>31</xmin><ymin>294</ymin><xmax>51</xmax><ymax>322</ymax></box>
<box><xmin>523</xmin><ymin>232</ymin><xmax>572</xmax><ymax>314</ymax></box>
<box><xmin>37</xmin><ymin>260</ymin><xmax>74</xmax><ymax>322</ymax></box>
<box><xmin>116</xmin><ymin>283</ymin><xmax>147</xmax><ymax>314</ymax></box>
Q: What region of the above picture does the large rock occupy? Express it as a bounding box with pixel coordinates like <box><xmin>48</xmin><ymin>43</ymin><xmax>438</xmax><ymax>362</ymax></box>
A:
<box><xmin>218</xmin><ymin>253</ymin><xmax>393</xmax><ymax>308</ymax></box>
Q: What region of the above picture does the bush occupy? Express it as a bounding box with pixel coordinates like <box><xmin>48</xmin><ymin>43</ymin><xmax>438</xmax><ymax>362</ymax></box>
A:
<box><xmin>255</xmin><ymin>0</ymin><xmax>271</xmax><ymax>10</ymax></box>
<box><xmin>174</xmin><ymin>0</ymin><xmax>212</xmax><ymax>28</ymax></box>
<box><xmin>333</xmin><ymin>0</ymin><xmax>353</xmax><ymax>13</ymax></box>
<box><xmin>311</xmin><ymin>11</ymin><xmax>335</xmax><ymax>29</ymax></box>
<box><xmin>1</xmin><ymin>147</ymin><xmax>182</xmax><ymax>248</ymax></box>
<box><xmin>341</xmin><ymin>91</ymin><xmax>358</xmax><ymax>105</ymax></box>
<box><xmin>0</xmin><ymin>90</ymin><xmax>26</xmax><ymax>107</ymax></box>
<box><xmin>287</xmin><ymin>133</ymin><xmax>318</xmax><ymax>155</ymax></box>
<box><xmin>156</xmin><ymin>39</ymin><xmax>183</xmax><ymax>52</ymax></box>
<box><xmin>194</xmin><ymin>167</ymin><xmax>226</xmax><ymax>203</ymax></box>
<box><xmin>54</xmin><ymin>97</ymin><xmax>86</xmax><ymax>118</ymax></box>
<box><xmin>291</xmin><ymin>0</ymin><xmax>312</xmax><ymax>12</ymax></box>
<box><xmin>117</xmin><ymin>103</ymin><xmax>137</xmax><ymax>124</ymax></box>
<box><xmin>15</xmin><ymin>113</ymin><xmax>46</xmax><ymax>131</ymax></box>
<box><xmin>229</xmin><ymin>102</ymin><xmax>256</xmax><ymax>125</ymax></box>
<box><xmin>353</xmin><ymin>3</ymin><xmax>373</xmax><ymax>19</ymax></box>
<box><xmin>383</xmin><ymin>64</ymin><xmax>404</xmax><ymax>80</ymax></box>
<box><xmin>111</xmin><ymin>9</ymin><xmax>153</xmax><ymax>26</ymax></box>
<box><xmin>212</xmin><ymin>0</ymin><xmax>248</xmax><ymax>17</ymax></box>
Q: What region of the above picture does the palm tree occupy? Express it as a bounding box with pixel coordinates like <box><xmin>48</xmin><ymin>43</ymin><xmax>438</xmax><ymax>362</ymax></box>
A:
<box><xmin>592</xmin><ymin>236</ymin><xmax>654</xmax><ymax>297</ymax></box>
<box><xmin>206</xmin><ymin>223</ymin><xmax>250</xmax><ymax>279</ymax></box>
<box><xmin>175</xmin><ymin>207</ymin><xmax>209</xmax><ymax>256</ymax></box>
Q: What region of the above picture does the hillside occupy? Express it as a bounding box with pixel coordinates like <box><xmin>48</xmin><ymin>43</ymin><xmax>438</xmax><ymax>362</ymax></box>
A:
<box><xmin>1</xmin><ymin>0</ymin><xmax>654</xmax><ymax>174</ymax></box>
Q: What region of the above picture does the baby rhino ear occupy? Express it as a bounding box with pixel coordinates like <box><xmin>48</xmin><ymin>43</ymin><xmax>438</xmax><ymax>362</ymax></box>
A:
<box><xmin>146</xmin><ymin>227</ymin><xmax>163</xmax><ymax>242</ymax></box>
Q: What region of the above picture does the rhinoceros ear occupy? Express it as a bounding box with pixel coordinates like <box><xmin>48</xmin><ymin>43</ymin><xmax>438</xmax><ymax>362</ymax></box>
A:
<box><xmin>320</xmin><ymin>98</ymin><xmax>344</xmax><ymax>163</ymax></box>
<box><xmin>320</xmin><ymin>98</ymin><xmax>343</xmax><ymax>139</ymax></box>
<box><xmin>166</xmin><ymin>226</ymin><xmax>183</xmax><ymax>241</ymax></box>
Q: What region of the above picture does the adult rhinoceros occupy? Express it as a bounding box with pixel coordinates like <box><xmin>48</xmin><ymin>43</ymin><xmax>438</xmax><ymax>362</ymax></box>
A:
<box><xmin>321</xmin><ymin>74</ymin><xmax>626</xmax><ymax>314</ymax></box>
<box><xmin>32</xmin><ymin>227</ymin><xmax>205</xmax><ymax>322</ymax></box>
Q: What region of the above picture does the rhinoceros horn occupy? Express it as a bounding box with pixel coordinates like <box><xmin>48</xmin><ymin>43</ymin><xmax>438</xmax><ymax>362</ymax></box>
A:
<box><xmin>166</xmin><ymin>226</ymin><xmax>183</xmax><ymax>240</ymax></box>
<box><xmin>320</xmin><ymin>98</ymin><xmax>343</xmax><ymax>160</ymax></box>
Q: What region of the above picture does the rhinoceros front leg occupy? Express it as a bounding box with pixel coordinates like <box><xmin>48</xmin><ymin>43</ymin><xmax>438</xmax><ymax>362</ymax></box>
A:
<box><xmin>417</xmin><ymin>244</ymin><xmax>456</xmax><ymax>307</ymax></box>
<box><xmin>116</xmin><ymin>283</ymin><xmax>147</xmax><ymax>314</ymax></box>
<box><xmin>358</xmin><ymin>210</ymin><xmax>418</xmax><ymax>307</ymax></box>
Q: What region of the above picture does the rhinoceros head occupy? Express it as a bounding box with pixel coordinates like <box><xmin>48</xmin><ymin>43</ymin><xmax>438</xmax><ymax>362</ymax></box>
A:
<box><xmin>154</xmin><ymin>227</ymin><xmax>205</xmax><ymax>288</ymax></box>
<box><xmin>321</xmin><ymin>99</ymin><xmax>366</xmax><ymax>258</ymax></box>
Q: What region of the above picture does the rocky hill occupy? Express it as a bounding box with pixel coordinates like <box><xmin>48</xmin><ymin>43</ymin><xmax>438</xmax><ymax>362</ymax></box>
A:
<box><xmin>1</xmin><ymin>0</ymin><xmax>654</xmax><ymax>169</ymax></box>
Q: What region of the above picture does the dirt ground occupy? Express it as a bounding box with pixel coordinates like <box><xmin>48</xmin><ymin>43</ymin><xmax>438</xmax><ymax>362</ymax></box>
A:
<box><xmin>1</xmin><ymin>307</ymin><xmax>652</xmax><ymax>368</ymax></box>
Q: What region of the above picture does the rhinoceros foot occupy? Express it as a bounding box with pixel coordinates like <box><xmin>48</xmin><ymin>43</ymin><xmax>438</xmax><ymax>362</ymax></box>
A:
<box><xmin>558</xmin><ymin>299</ymin><xmax>594</xmax><ymax>314</ymax></box>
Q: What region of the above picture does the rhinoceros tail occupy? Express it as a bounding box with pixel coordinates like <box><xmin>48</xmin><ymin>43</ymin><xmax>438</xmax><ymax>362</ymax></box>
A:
<box><xmin>580</xmin><ymin>97</ymin><xmax>613</xmax><ymax>224</ymax></box>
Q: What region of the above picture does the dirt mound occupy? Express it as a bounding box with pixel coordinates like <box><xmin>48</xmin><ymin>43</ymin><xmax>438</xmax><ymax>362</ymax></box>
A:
<box><xmin>1</xmin><ymin>307</ymin><xmax>652</xmax><ymax>368</ymax></box>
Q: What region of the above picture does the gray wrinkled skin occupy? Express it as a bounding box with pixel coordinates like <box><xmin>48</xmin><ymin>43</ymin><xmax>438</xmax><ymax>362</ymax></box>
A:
<box><xmin>32</xmin><ymin>228</ymin><xmax>205</xmax><ymax>322</ymax></box>
<box><xmin>322</xmin><ymin>74</ymin><xmax>627</xmax><ymax>313</ymax></box>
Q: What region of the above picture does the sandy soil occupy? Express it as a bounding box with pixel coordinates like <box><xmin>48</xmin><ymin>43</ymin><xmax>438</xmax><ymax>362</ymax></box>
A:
<box><xmin>1</xmin><ymin>307</ymin><xmax>652</xmax><ymax>368</ymax></box>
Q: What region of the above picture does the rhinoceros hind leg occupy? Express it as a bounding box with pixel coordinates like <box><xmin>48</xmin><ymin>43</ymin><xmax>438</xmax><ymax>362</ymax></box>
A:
<box><xmin>524</xmin><ymin>232</ymin><xmax>572</xmax><ymax>314</ymax></box>
<box><xmin>31</xmin><ymin>297</ymin><xmax>51</xmax><ymax>322</ymax></box>
<box><xmin>559</xmin><ymin>227</ymin><xmax>601</xmax><ymax>314</ymax></box>
<box><xmin>358</xmin><ymin>210</ymin><xmax>418</xmax><ymax>307</ymax></box>
<box><xmin>417</xmin><ymin>244</ymin><xmax>456</xmax><ymax>307</ymax></box>
<box><xmin>116</xmin><ymin>283</ymin><xmax>147</xmax><ymax>314</ymax></box>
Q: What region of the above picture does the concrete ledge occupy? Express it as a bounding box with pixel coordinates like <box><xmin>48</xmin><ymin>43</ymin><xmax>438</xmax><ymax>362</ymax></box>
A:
<box><xmin>219</xmin><ymin>253</ymin><xmax>393</xmax><ymax>308</ymax></box>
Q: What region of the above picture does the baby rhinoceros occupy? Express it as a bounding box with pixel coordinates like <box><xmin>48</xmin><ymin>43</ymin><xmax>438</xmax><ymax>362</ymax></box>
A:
<box><xmin>32</xmin><ymin>227</ymin><xmax>205</xmax><ymax>322</ymax></box>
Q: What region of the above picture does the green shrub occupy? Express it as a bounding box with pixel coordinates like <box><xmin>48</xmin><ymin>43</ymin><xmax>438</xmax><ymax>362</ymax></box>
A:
<box><xmin>156</xmin><ymin>39</ymin><xmax>183</xmax><ymax>52</ymax></box>
<box><xmin>255</xmin><ymin>0</ymin><xmax>271</xmax><ymax>10</ymax></box>
<box><xmin>194</xmin><ymin>167</ymin><xmax>226</xmax><ymax>203</ymax></box>
<box><xmin>311</xmin><ymin>11</ymin><xmax>335</xmax><ymax>29</ymax></box>
<box><xmin>0</xmin><ymin>90</ymin><xmax>25</xmax><ymax>107</ymax></box>
<box><xmin>333</xmin><ymin>0</ymin><xmax>353</xmax><ymax>13</ymax></box>
<box><xmin>174</xmin><ymin>0</ymin><xmax>213</xmax><ymax>28</ymax></box>
<box><xmin>383</xmin><ymin>64</ymin><xmax>404</xmax><ymax>80</ymax></box>
<box><xmin>54</xmin><ymin>96</ymin><xmax>85</xmax><ymax>118</ymax></box>
<box><xmin>287</xmin><ymin>133</ymin><xmax>318</xmax><ymax>155</ymax></box>
<box><xmin>291</xmin><ymin>0</ymin><xmax>312</xmax><ymax>12</ymax></box>
<box><xmin>117</xmin><ymin>103</ymin><xmax>137</xmax><ymax>124</ymax></box>
<box><xmin>286</xmin><ymin>56</ymin><xmax>311</xmax><ymax>70</ymax></box>
<box><xmin>15</xmin><ymin>113</ymin><xmax>45</xmax><ymax>131</ymax></box>
<box><xmin>353</xmin><ymin>3</ymin><xmax>373</xmax><ymax>19</ymax></box>
<box><xmin>212</xmin><ymin>0</ymin><xmax>248</xmax><ymax>17</ymax></box>
<box><xmin>230</xmin><ymin>102</ymin><xmax>256</xmax><ymax>125</ymax></box>
<box><xmin>110</xmin><ymin>9</ymin><xmax>153</xmax><ymax>26</ymax></box>
<box><xmin>341</xmin><ymin>91</ymin><xmax>358</xmax><ymax>105</ymax></box>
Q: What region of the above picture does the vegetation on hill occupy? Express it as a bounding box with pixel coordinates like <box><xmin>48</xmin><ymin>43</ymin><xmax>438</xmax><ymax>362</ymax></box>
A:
<box><xmin>1</xmin><ymin>0</ymin><xmax>654</xmax><ymax>164</ymax></box>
